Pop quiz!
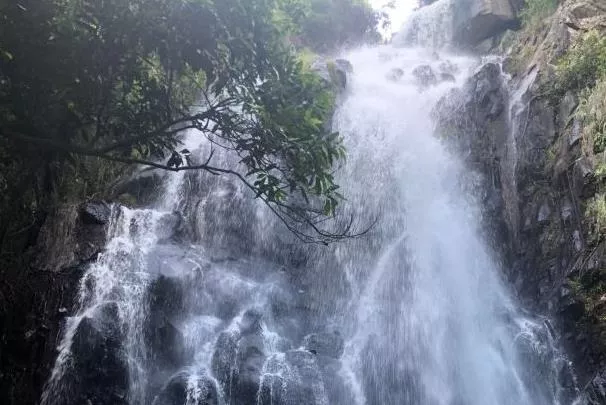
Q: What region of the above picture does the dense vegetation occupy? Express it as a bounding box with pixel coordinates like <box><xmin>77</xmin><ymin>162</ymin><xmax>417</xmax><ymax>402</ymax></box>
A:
<box><xmin>0</xmin><ymin>0</ymin><xmax>381</xmax><ymax>254</ymax></box>
<box><xmin>568</xmin><ymin>32</ymin><xmax>606</xmax><ymax>244</ymax></box>
<box><xmin>555</xmin><ymin>30</ymin><xmax>606</xmax><ymax>98</ymax></box>
<box><xmin>519</xmin><ymin>0</ymin><xmax>558</xmax><ymax>27</ymax></box>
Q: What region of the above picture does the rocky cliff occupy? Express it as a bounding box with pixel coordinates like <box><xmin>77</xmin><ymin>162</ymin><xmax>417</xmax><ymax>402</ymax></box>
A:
<box><xmin>0</xmin><ymin>202</ymin><xmax>111</xmax><ymax>405</ymax></box>
<box><xmin>433</xmin><ymin>0</ymin><xmax>606</xmax><ymax>401</ymax></box>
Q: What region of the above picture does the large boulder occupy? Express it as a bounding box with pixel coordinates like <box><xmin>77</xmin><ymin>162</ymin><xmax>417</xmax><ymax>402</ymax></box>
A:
<box><xmin>145</xmin><ymin>276</ymin><xmax>187</xmax><ymax>372</ymax></box>
<box><xmin>454</xmin><ymin>0</ymin><xmax>518</xmax><ymax>45</ymax></box>
<box><xmin>235</xmin><ymin>334</ymin><xmax>266</xmax><ymax>404</ymax></box>
<box><xmin>80</xmin><ymin>201</ymin><xmax>111</xmax><ymax>225</ymax></box>
<box><xmin>145</xmin><ymin>317</ymin><xmax>186</xmax><ymax>369</ymax></box>
<box><xmin>211</xmin><ymin>322</ymin><xmax>267</xmax><ymax>405</ymax></box>
<box><xmin>147</xmin><ymin>276</ymin><xmax>185</xmax><ymax>318</ymax></box>
<box><xmin>412</xmin><ymin>65</ymin><xmax>438</xmax><ymax>87</ymax></box>
<box><xmin>33</xmin><ymin>202</ymin><xmax>110</xmax><ymax>272</ymax></box>
<box><xmin>303</xmin><ymin>332</ymin><xmax>344</xmax><ymax>359</ymax></box>
<box><xmin>64</xmin><ymin>303</ymin><xmax>128</xmax><ymax>405</ymax></box>
<box><xmin>153</xmin><ymin>372</ymin><xmax>219</xmax><ymax>405</ymax></box>
<box><xmin>397</xmin><ymin>0</ymin><xmax>516</xmax><ymax>47</ymax></box>
<box><xmin>211</xmin><ymin>331</ymin><xmax>239</xmax><ymax>393</ymax></box>
<box><xmin>283</xmin><ymin>350</ymin><xmax>328</xmax><ymax>404</ymax></box>
<box><xmin>311</xmin><ymin>58</ymin><xmax>353</xmax><ymax>91</ymax></box>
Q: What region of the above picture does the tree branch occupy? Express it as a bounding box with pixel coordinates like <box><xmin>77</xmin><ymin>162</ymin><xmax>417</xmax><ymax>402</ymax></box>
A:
<box><xmin>2</xmin><ymin>124</ymin><xmax>374</xmax><ymax>244</ymax></box>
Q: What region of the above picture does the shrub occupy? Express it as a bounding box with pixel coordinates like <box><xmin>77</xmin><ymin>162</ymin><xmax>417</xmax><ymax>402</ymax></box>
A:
<box><xmin>577</xmin><ymin>78</ymin><xmax>606</xmax><ymax>156</ymax></box>
<box><xmin>520</xmin><ymin>0</ymin><xmax>558</xmax><ymax>27</ymax></box>
<box><xmin>555</xmin><ymin>30</ymin><xmax>606</xmax><ymax>96</ymax></box>
<box><xmin>586</xmin><ymin>193</ymin><xmax>606</xmax><ymax>242</ymax></box>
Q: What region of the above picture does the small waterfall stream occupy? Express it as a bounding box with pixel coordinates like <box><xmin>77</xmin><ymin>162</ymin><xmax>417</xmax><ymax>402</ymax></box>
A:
<box><xmin>40</xmin><ymin>5</ymin><xmax>583</xmax><ymax>405</ymax></box>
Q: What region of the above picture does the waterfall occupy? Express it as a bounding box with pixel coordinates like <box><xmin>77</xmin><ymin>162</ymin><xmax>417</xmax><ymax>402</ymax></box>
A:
<box><xmin>334</xmin><ymin>47</ymin><xmax>577</xmax><ymax>405</ymax></box>
<box><xmin>393</xmin><ymin>0</ymin><xmax>459</xmax><ymax>48</ymax></box>
<box><xmin>40</xmin><ymin>14</ymin><xmax>582</xmax><ymax>405</ymax></box>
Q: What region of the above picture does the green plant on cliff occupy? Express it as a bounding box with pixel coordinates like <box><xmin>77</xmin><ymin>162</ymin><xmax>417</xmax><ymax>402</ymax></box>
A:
<box><xmin>278</xmin><ymin>0</ymin><xmax>383</xmax><ymax>52</ymax></box>
<box><xmin>577</xmin><ymin>79</ymin><xmax>606</xmax><ymax>244</ymax></box>
<box><xmin>576</xmin><ymin>78</ymin><xmax>606</xmax><ymax>154</ymax></box>
<box><xmin>586</xmin><ymin>193</ymin><xmax>606</xmax><ymax>243</ymax></box>
<box><xmin>554</xmin><ymin>30</ymin><xmax>606</xmax><ymax>97</ymax></box>
<box><xmin>519</xmin><ymin>0</ymin><xmax>558</xmax><ymax>28</ymax></box>
<box><xmin>0</xmin><ymin>0</ymin><xmax>380</xmax><ymax>246</ymax></box>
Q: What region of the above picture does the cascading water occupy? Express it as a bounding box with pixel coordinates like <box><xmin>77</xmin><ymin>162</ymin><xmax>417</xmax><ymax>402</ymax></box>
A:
<box><xmin>40</xmin><ymin>6</ymin><xmax>583</xmax><ymax>405</ymax></box>
<box><xmin>335</xmin><ymin>47</ymin><xmax>577</xmax><ymax>405</ymax></box>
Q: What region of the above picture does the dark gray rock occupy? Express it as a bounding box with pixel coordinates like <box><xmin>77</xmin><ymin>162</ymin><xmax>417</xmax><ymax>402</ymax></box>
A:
<box><xmin>303</xmin><ymin>331</ymin><xmax>344</xmax><ymax>359</ymax></box>
<box><xmin>80</xmin><ymin>201</ymin><xmax>111</xmax><ymax>225</ymax></box>
<box><xmin>111</xmin><ymin>171</ymin><xmax>165</xmax><ymax>207</ymax></box>
<box><xmin>470</xmin><ymin>62</ymin><xmax>505</xmax><ymax>120</ymax></box>
<box><xmin>145</xmin><ymin>317</ymin><xmax>186</xmax><ymax>369</ymax></box>
<box><xmin>559</xmin><ymin>296</ymin><xmax>585</xmax><ymax>322</ymax></box>
<box><xmin>239</xmin><ymin>308</ymin><xmax>263</xmax><ymax>335</ymax></box>
<box><xmin>235</xmin><ymin>334</ymin><xmax>266</xmax><ymax>404</ymax></box>
<box><xmin>145</xmin><ymin>276</ymin><xmax>187</xmax><ymax>370</ymax></box>
<box><xmin>258</xmin><ymin>374</ymin><xmax>289</xmax><ymax>405</ymax></box>
<box><xmin>211</xmin><ymin>331</ymin><xmax>239</xmax><ymax>392</ymax></box>
<box><xmin>573</xmin><ymin>157</ymin><xmax>595</xmax><ymax>198</ymax></box>
<box><xmin>439</xmin><ymin>60</ymin><xmax>460</xmax><ymax>76</ymax></box>
<box><xmin>412</xmin><ymin>65</ymin><xmax>437</xmax><ymax>87</ymax></box>
<box><xmin>284</xmin><ymin>350</ymin><xmax>326</xmax><ymax>404</ymax></box>
<box><xmin>153</xmin><ymin>372</ymin><xmax>219</xmax><ymax>405</ymax></box>
<box><xmin>440</xmin><ymin>72</ymin><xmax>456</xmax><ymax>83</ymax></box>
<box><xmin>454</xmin><ymin>0</ymin><xmax>518</xmax><ymax>45</ymax></box>
<box><xmin>311</xmin><ymin>58</ymin><xmax>353</xmax><ymax>91</ymax></box>
<box><xmin>66</xmin><ymin>302</ymin><xmax>128</xmax><ymax>405</ymax></box>
<box><xmin>559</xmin><ymin>91</ymin><xmax>578</xmax><ymax>132</ymax></box>
<box><xmin>387</xmin><ymin>68</ymin><xmax>404</xmax><ymax>82</ymax></box>
<box><xmin>334</xmin><ymin>59</ymin><xmax>353</xmax><ymax>74</ymax></box>
<box><xmin>148</xmin><ymin>276</ymin><xmax>185</xmax><ymax>318</ymax></box>
<box><xmin>33</xmin><ymin>204</ymin><xmax>108</xmax><ymax>272</ymax></box>
<box><xmin>585</xmin><ymin>368</ymin><xmax>606</xmax><ymax>404</ymax></box>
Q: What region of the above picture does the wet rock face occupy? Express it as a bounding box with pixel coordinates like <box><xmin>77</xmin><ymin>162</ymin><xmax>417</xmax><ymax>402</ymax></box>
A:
<box><xmin>436</xmin><ymin>1</ymin><xmax>606</xmax><ymax>392</ymax></box>
<box><xmin>303</xmin><ymin>332</ymin><xmax>344</xmax><ymax>359</ymax></box>
<box><xmin>412</xmin><ymin>65</ymin><xmax>438</xmax><ymax>87</ymax></box>
<box><xmin>33</xmin><ymin>202</ymin><xmax>111</xmax><ymax>272</ymax></box>
<box><xmin>154</xmin><ymin>372</ymin><xmax>219</xmax><ymax>405</ymax></box>
<box><xmin>433</xmin><ymin>61</ymin><xmax>510</xmax><ymax>256</ymax></box>
<box><xmin>0</xmin><ymin>201</ymin><xmax>112</xmax><ymax>405</ymax></box>
<box><xmin>454</xmin><ymin>0</ymin><xmax>518</xmax><ymax>45</ymax></box>
<box><xmin>66</xmin><ymin>303</ymin><xmax>128</xmax><ymax>405</ymax></box>
<box><xmin>411</xmin><ymin>62</ymin><xmax>463</xmax><ymax>88</ymax></box>
<box><xmin>80</xmin><ymin>201</ymin><xmax>111</xmax><ymax>225</ymax></box>
<box><xmin>311</xmin><ymin>58</ymin><xmax>353</xmax><ymax>91</ymax></box>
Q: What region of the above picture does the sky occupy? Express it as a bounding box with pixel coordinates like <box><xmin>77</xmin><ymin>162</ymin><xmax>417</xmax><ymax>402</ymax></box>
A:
<box><xmin>369</xmin><ymin>0</ymin><xmax>416</xmax><ymax>35</ymax></box>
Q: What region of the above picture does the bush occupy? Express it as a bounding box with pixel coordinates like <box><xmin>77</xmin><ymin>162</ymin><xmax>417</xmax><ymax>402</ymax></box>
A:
<box><xmin>586</xmin><ymin>193</ymin><xmax>606</xmax><ymax>242</ymax></box>
<box><xmin>555</xmin><ymin>30</ymin><xmax>606</xmax><ymax>96</ymax></box>
<box><xmin>520</xmin><ymin>0</ymin><xmax>558</xmax><ymax>27</ymax></box>
<box><xmin>577</xmin><ymin>78</ymin><xmax>606</xmax><ymax>156</ymax></box>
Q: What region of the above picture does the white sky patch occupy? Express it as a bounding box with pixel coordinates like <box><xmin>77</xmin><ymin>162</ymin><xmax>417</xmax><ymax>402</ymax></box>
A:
<box><xmin>370</xmin><ymin>0</ymin><xmax>417</xmax><ymax>36</ymax></box>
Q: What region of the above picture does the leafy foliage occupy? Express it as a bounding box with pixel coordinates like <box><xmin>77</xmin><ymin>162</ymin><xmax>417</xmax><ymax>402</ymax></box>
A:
<box><xmin>577</xmin><ymin>78</ymin><xmax>606</xmax><ymax>157</ymax></box>
<box><xmin>278</xmin><ymin>0</ymin><xmax>382</xmax><ymax>52</ymax></box>
<box><xmin>554</xmin><ymin>30</ymin><xmax>606</xmax><ymax>97</ymax></box>
<box><xmin>519</xmin><ymin>0</ymin><xmax>558</xmax><ymax>27</ymax></box>
<box><xmin>0</xmin><ymin>0</ymin><xmax>379</xmax><ymax>246</ymax></box>
<box><xmin>586</xmin><ymin>193</ymin><xmax>606</xmax><ymax>243</ymax></box>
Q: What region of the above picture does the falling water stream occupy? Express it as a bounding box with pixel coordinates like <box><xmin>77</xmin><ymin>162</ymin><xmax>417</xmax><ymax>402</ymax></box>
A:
<box><xmin>41</xmin><ymin>5</ymin><xmax>584</xmax><ymax>405</ymax></box>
